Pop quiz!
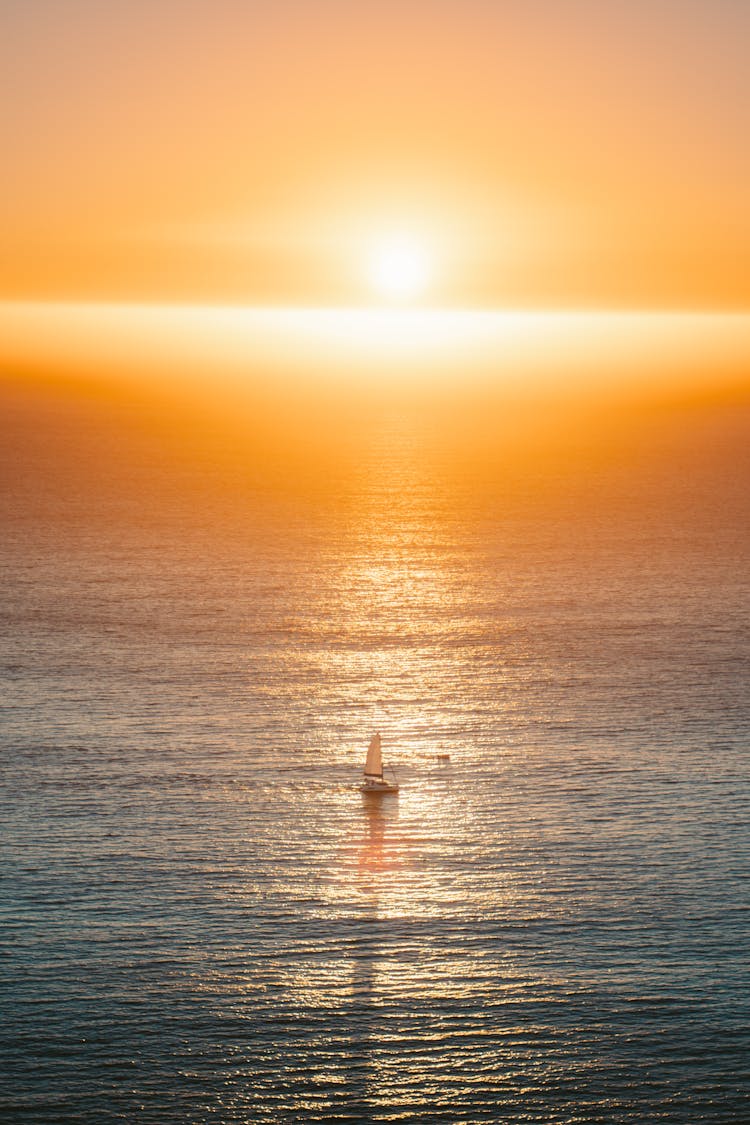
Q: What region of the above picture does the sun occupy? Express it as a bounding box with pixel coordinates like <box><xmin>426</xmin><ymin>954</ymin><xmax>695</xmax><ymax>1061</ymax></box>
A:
<box><xmin>367</xmin><ymin>235</ymin><xmax>431</xmax><ymax>302</ymax></box>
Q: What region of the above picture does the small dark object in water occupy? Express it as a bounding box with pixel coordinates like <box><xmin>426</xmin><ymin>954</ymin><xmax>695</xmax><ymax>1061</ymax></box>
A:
<box><xmin>436</xmin><ymin>753</ymin><xmax>450</xmax><ymax>761</ymax></box>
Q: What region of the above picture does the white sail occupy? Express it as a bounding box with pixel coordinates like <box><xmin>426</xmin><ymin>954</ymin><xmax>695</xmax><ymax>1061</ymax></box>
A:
<box><xmin>364</xmin><ymin>733</ymin><xmax>382</xmax><ymax>778</ymax></box>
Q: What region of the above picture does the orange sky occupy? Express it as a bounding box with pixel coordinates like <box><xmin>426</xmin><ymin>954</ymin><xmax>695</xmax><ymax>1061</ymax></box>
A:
<box><xmin>2</xmin><ymin>0</ymin><xmax>749</xmax><ymax>307</ymax></box>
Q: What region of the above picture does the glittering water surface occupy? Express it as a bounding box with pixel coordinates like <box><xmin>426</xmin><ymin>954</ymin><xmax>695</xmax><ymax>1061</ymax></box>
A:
<box><xmin>1</xmin><ymin>382</ymin><xmax>750</xmax><ymax>1123</ymax></box>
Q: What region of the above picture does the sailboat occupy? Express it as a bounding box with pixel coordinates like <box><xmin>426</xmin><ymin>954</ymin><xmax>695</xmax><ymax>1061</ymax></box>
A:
<box><xmin>359</xmin><ymin>732</ymin><xmax>399</xmax><ymax>794</ymax></box>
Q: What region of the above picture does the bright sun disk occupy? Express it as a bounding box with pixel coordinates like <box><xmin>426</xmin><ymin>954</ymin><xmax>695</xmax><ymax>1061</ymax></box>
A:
<box><xmin>367</xmin><ymin>236</ymin><xmax>430</xmax><ymax>302</ymax></box>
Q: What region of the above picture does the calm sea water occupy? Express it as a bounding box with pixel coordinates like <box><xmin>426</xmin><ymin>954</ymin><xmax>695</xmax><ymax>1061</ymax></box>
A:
<box><xmin>1</xmin><ymin>377</ymin><xmax>749</xmax><ymax>1123</ymax></box>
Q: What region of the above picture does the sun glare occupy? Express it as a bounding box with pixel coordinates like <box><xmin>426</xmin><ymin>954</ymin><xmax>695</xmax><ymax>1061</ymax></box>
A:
<box><xmin>367</xmin><ymin>236</ymin><xmax>431</xmax><ymax>302</ymax></box>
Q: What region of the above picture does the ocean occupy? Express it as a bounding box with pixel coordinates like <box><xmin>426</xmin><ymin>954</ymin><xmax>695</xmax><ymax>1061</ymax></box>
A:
<box><xmin>1</xmin><ymin>364</ymin><xmax>749</xmax><ymax>1123</ymax></box>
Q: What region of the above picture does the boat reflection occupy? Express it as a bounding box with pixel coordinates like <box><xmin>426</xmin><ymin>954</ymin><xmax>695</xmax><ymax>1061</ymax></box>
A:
<box><xmin>355</xmin><ymin>788</ymin><xmax>402</xmax><ymax>893</ymax></box>
<box><xmin>348</xmin><ymin>791</ymin><xmax>403</xmax><ymax>1120</ymax></box>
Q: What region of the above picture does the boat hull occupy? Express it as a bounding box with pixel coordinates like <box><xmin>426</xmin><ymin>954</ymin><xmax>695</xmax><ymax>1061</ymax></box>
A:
<box><xmin>359</xmin><ymin>781</ymin><xmax>399</xmax><ymax>795</ymax></box>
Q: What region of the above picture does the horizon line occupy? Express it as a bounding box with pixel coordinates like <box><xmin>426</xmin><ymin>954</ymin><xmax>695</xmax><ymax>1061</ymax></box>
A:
<box><xmin>1</xmin><ymin>298</ymin><xmax>749</xmax><ymax>317</ymax></box>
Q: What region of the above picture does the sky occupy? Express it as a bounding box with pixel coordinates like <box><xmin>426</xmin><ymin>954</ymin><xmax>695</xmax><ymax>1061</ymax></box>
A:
<box><xmin>2</xmin><ymin>0</ymin><xmax>749</xmax><ymax>308</ymax></box>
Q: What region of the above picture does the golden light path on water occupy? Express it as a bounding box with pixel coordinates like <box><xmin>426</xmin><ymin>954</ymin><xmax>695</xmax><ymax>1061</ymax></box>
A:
<box><xmin>232</xmin><ymin>405</ymin><xmax>565</xmax><ymax>1054</ymax></box>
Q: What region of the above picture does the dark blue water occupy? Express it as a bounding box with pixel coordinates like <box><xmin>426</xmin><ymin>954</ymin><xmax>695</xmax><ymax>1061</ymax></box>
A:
<box><xmin>1</xmin><ymin>378</ymin><xmax>749</xmax><ymax>1122</ymax></box>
